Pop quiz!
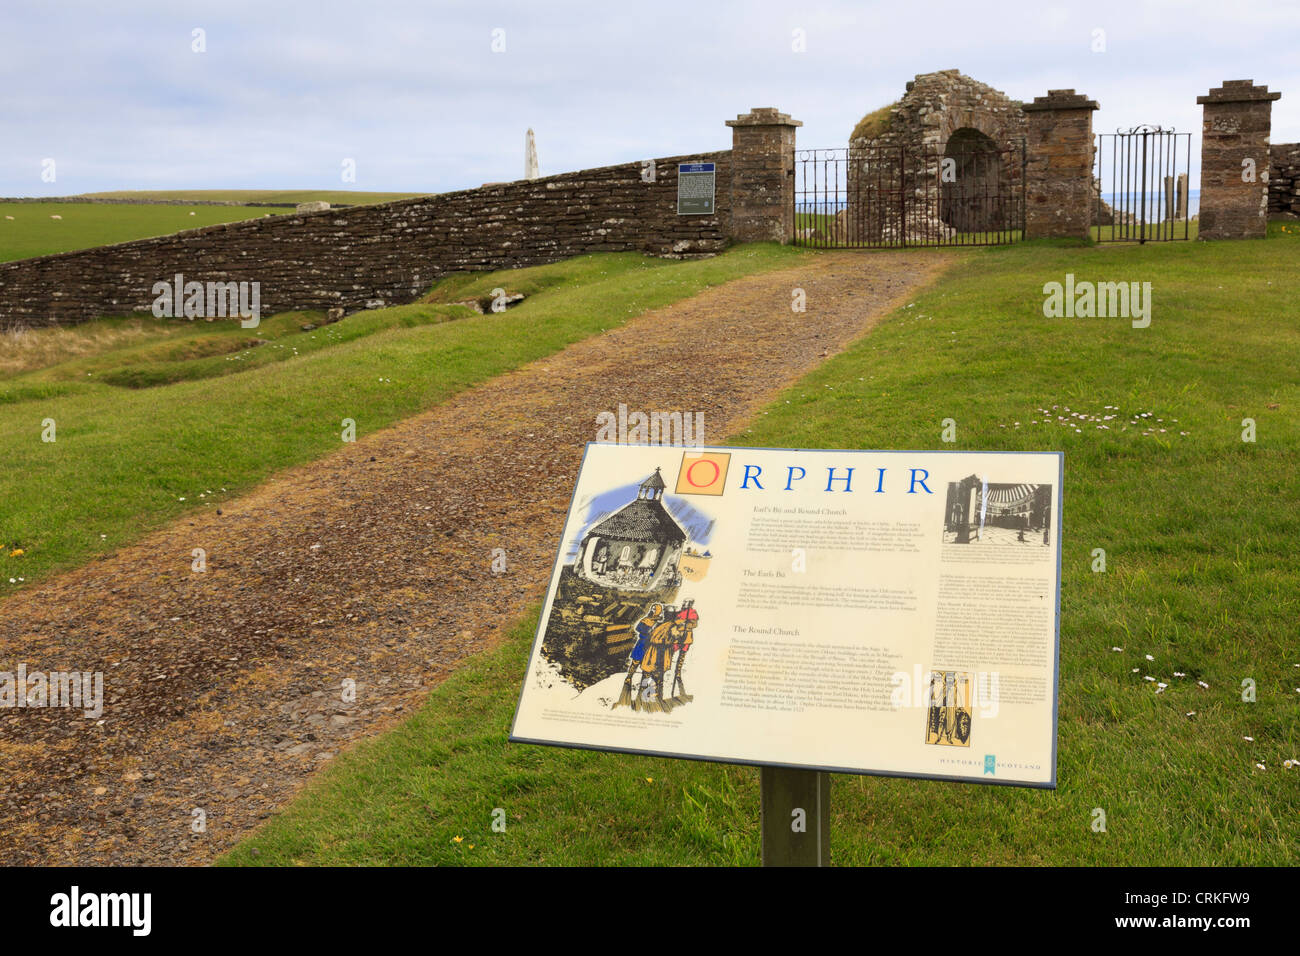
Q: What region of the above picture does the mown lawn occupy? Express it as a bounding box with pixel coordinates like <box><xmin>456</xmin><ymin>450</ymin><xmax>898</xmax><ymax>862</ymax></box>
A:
<box><xmin>0</xmin><ymin>245</ymin><xmax>808</xmax><ymax>590</ymax></box>
<box><xmin>221</xmin><ymin>224</ymin><xmax>1299</xmax><ymax>866</ymax></box>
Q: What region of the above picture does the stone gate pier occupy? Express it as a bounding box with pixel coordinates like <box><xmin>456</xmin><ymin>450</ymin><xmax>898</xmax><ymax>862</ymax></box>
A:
<box><xmin>1197</xmin><ymin>80</ymin><xmax>1282</xmax><ymax>239</ymax></box>
<box><xmin>1022</xmin><ymin>90</ymin><xmax>1099</xmax><ymax>240</ymax></box>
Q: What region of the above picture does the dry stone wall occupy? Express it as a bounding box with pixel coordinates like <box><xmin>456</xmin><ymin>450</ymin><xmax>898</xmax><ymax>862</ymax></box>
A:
<box><xmin>0</xmin><ymin>151</ymin><xmax>730</xmax><ymax>330</ymax></box>
<box><xmin>1269</xmin><ymin>143</ymin><xmax>1300</xmax><ymax>218</ymax></box>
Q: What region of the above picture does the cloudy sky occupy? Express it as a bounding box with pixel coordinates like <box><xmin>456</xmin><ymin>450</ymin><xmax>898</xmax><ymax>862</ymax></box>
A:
<box><xmin>2</xmin><ymin>0</ymin><xmax>1297</xmax><ymax>196</ymax></box>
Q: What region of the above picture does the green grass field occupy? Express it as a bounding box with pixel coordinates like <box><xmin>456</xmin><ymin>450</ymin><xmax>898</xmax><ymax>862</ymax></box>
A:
<box><xmin>0</xmin><ymin>203</ymin><xmax>267</xmax><ymax>262</ymax></box>
<box><xmin>0</xmin><ymin>192</ymin><xmax>429</xmax><ymax>262</ymax></box>
<box><xmin>0</xmin><ymin>245</ymin><xmax>807</xmax><ymax>590</ymax></box>
<box><xmin>216</xmin><ymin>225</ymin><xmax>1299</xmax><ymax>866</ymax></box>
<box><xmin>76</xmin><ymin>190</ymin><xmax>427</xmax><ymax>205</ymax></box>
<box><xmin>794</xmin><ymin>210</ymin><xmax>1025</xmax><ymax>246</ymax></box>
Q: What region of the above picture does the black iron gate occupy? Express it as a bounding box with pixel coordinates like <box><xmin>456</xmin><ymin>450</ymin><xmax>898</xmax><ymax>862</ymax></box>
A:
<box><xmin>1094</xmin><ymin>126</ymin><xmax>1193</xmax><ymax>242</ymax></box>
<box><xmin>793</xmin><ymin>141</ymin><xmax>1026</xmax><ymax>248</ymax></box>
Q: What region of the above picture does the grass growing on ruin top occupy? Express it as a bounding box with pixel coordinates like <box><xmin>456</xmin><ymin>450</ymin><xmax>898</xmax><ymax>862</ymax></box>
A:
<box><xmin>221</xmin><ymin>224</ymin><xmax>1298</xmax><ymax>866</ymax></box>
<box><xmin>0</xmin><ymin>244</ymin><xmax>808</xmax><ymax>590</ymax></box>
<box><xmin>849</xmin><ymin>102</ymin><xmax>898</xmax><ymax>143</ymax></box>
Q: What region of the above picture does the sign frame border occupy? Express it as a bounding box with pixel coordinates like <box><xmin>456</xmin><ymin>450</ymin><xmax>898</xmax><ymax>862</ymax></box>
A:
<box><xmin>508</xmin><ymin>442</ymin><xmax>1065</xmax><ymax>790</ymax></box>
<box><xmin>675</xmin><ymin>161</ymin><xmax>716</xmax><ymax>216</ymax></box>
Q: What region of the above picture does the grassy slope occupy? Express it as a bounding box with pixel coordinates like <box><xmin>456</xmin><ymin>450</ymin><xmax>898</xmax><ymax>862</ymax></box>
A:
<box><xmin>221</xmin><ymin>225</ymin><xmax>1299</xmax><ymax>866</ymax></box>
<box><xmin>0</xmin><ymin>246</ymin><xmax>807</xmax><ymax>590</ymax></box>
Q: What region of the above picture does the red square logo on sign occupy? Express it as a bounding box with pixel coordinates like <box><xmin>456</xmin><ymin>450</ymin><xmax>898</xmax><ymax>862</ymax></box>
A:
<box><xmin>675</xmin><ymin>451</ymin><xmax>730</xmax><ymax>496</ymax></box>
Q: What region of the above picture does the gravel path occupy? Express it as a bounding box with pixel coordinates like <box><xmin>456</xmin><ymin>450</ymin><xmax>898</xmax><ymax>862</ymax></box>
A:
<box><xmin>0</xmin><ymin>250</ymin><xmax>954</xmax><ymax>865</ymax></box>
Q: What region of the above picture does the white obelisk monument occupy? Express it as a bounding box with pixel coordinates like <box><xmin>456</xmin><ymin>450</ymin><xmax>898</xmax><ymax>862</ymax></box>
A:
<box><xmin>525</xmin><ymin>129</ymin><xmax>539</xmax><ymax>180</ymax></box>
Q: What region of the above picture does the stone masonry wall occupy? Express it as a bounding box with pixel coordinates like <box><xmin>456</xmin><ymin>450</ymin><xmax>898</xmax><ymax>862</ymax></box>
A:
<box><xmin>1269</xmin><ymin>143</ymin><xmax>1300</xmax><ymax>218</ymax></box>
<box><xmin>845</xmin><ymin>70</ymin><xmax>1027</xmax><ymax>243</ymax></box>
<box><xmin>727</xmin><ymin>108</ymin><xmax>801</xmax><ymax>243</ymax></box>
<box><xmin>1023</xmin><ymin>90</ymin><xmax>1098</xmax><ymax>239</ymax></box>
<box><xmin>0</xmin><ymin>151</ymin><xmax>730</xmax><ymax>330</ymax></box>
<box><xmin>1197</xmin><ymin>80</ymin><xmax>1281</xmax><ymax>240</ymax></box>
<box><xmin>850</xmin><ymin>70</ymin><xmax>1027</xmax><ymax>153</ymax></box>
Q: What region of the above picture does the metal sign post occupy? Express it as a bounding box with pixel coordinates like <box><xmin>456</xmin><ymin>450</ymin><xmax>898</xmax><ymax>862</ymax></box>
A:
<box><xmin>760</xmin><ymin>766</ymin><xmax>831</xmax><ymax>866</ymax></box>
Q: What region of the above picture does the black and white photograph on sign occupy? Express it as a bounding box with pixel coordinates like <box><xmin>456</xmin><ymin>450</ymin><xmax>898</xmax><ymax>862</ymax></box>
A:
<box><xmin>942</xmin><ymin>477</ymin><xmax>1053</xmax><ymax>550</ymax></box>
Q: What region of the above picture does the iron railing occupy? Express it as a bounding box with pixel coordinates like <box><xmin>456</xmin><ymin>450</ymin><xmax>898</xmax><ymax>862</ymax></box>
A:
<box><xmin>1094</xmin><ymin>126</ymin><xmax>1193</xmax><ymax>242</ymax></box>
<box><xmin>794</xmin><ymin>142</ymin><xmax>1026</xmax><ymax>248</ymax></box>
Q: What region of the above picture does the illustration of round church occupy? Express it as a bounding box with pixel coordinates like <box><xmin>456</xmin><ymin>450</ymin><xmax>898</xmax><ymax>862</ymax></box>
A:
<box><xmin>574</xmin><ymin>468</ymin><xmax>686</xmax><ymax>592</ymax></box>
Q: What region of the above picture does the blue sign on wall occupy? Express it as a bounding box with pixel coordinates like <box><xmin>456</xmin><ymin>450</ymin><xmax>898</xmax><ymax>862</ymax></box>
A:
<box><xmin>677</xmin><ymin>162</ymin><xmax>716</xmax><ymax>215</ymax></box>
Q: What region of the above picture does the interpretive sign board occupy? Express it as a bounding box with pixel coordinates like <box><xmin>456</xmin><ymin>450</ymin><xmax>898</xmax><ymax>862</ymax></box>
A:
<box><xmin>510</xmin><ymin>444</ymin><xmax>1064</xmax><ymax>788</ymax></box>
<box><xmin>676</xmin><ymin>162</ymin><xmax>716</xmax><ymax>214</ymax></box>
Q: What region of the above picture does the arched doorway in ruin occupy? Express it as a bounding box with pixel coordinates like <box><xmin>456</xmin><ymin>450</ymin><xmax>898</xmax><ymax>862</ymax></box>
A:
<box><xmin>940</xmin><ymin>128</ymin><xmax>1007</xmax><ymax>232</ymax></box>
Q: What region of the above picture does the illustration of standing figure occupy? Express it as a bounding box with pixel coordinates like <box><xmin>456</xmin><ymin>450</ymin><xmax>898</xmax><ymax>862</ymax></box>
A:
<box><xmin>941</xmin><ymin>672</ymin><xmax>958</xmax><ymax>743</ymax></box>
<box><xmin>925</xmin><ymin>670</ymin><xmax>972</xmax><ymax>746</ymax></box>
<box><xmin>616</xmin><ymin>603</ymin><xmax>663</xmax><ymax>710</ymax></box>
<box><xmin>638</xmin><ymin>617</ymin><xmax>681</xmax><ymax>713</ymax></box>
<box><xmin>592</xmin><ymin>542</ymin><xmax>609</xmax><ymax>575</ymax></box>
<box><xmin>670</xmin><ymin>602</ymin><xmax>699</xmax><ymax>703</ymax></box>
<box><xmin>926</xmin><ymin>674</ymin><xmax>948</xmax><ymax>743</ymax></box>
